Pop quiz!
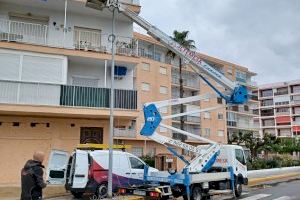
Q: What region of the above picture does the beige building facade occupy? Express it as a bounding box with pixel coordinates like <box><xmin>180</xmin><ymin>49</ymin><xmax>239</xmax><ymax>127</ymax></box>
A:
<box><xmin>0</xmin><ymin>0</ymin><xmax>257</xmax><ymax>184</ymax></box>
<box><xmin>254</xmin><ymin>80</ymin><xmax>300</xmax><ymax>138</ymax></box>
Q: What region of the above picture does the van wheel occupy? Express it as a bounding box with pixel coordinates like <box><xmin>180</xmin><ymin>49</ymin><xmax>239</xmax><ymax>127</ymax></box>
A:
<box><xmin>71</xmin><ymin>191</ymin><xmax>83</xmax><ymax>198</ymax></box>
<box><xmin>96</xmin><ymin>183</ymin><xmax>108</xmax><ymax>198</ymax></box>
<box><xmin>234</xmin><ymin>182</ymin><xmax>243</xmax><ymax>197</ymax></box>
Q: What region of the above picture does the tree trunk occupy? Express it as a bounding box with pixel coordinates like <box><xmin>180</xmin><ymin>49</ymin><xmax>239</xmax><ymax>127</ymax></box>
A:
<box><xmin>179</xmin><ymin>58</ymin><xmax>186</xmax><ymax>152</ymax></box>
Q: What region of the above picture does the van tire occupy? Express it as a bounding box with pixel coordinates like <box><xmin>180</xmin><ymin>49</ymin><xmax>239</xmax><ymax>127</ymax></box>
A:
<box><xmin>71</xmin><ymin>191</ymin><xmax>83</xmax><ymax>198</ymax></box>
<box><xmin>234</xmin><ymin>182</ymin><xmax>242</xmax><ymax>197</ymax></box>
<box><xmin>96</xmin><ymin>182</ymin><xmax>108</xmax><ymax>198</ymax></box>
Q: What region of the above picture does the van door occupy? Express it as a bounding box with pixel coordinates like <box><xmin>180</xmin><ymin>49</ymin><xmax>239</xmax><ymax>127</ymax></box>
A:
<box><xmin>234</xmin><ymin>148</ymin><xmax>247</xmax><ymax>178</ymax></box>
<box><xmin>47</xmin><ymin>150</ymin><xmax>69</xmax><ymax>185</ymax></box>
<box><xmin>72</xmin><ymin>150</ymin><xmax>89</xmax><ymax>189</ymax></box>
<box><xmin>128</xmin><ymin>156</ymin><xmax>145</xmax><ymax>185</ymax></box>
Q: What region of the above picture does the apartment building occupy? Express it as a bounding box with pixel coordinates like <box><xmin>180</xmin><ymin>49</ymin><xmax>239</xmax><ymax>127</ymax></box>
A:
<box><xmin>0</xmin><ymin>0</ymin><xmax>257</xmax><ymax>184</ymax></box>
<box><xmin>253</xmin><ymin>80</ymin><xmax>300</xmax><ymax>138</ymax></box>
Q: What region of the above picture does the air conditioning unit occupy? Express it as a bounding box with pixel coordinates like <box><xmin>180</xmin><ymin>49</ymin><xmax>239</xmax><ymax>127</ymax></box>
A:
<box><xmin>86</xmin><ymin>0</ymin><xmax>108</xmax><ymax>10</ymax></box>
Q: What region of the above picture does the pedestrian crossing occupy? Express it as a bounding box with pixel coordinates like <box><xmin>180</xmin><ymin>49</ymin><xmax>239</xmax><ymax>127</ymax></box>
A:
<box><xmin>238</xmin><ymin>193</ymin><xmax>296</xmax><ymax>200</ymax></box>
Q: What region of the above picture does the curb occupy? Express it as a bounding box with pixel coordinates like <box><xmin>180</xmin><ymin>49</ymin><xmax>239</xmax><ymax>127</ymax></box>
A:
<box><xmin>248</xmin><ymin>172</ymin><xmax>300</xmax><ymax>186</ymax></box>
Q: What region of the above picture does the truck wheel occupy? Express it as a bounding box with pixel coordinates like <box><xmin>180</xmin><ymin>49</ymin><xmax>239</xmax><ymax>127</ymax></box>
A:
<box><xmin>191</xmin><ymin>186</ymin><xmax>203</xmax><ymax>200</ymax></box>
<box><xmin>71</xmin><ymin>191</ymin><xmax>83</xmax><ymax>198</ymax></box>
<box><xmin>234</xmin><ymin>182</ymin><xmax>242</xmax><ymax>197</ymax></box>
<box><xmin>96</xmin><ymin>183</ymin><xmax>108</xmax><ymax>198</ymax></box>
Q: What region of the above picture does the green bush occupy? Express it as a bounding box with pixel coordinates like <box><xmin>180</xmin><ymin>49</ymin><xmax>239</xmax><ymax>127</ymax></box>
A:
<box><xmin>248</xmin><ymin>154</ymin><xmax>300</xmax><ymax>170</ymax></box>
<box><xmin>140</xmin><ymin>155</ymin><xmax>155</xmax><ymax>167</ymax></box>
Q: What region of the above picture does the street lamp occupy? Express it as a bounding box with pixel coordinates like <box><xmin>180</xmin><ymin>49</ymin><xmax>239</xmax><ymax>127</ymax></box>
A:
<box><xmin>86</xmin><ymin>0</ymin><xmax>117</xmax><ymax>198</ymax></box>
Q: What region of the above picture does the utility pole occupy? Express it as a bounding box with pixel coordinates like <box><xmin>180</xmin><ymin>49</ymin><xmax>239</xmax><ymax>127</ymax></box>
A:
<box><xmin>108</xmin><ymin>5</ymin><xmax>116</xmax><ymax>198</ymax></box>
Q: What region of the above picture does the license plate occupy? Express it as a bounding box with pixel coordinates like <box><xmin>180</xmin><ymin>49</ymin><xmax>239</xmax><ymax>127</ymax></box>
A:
<box><xmin>133</xmin><ymin>190</ymin><xmax>146</xmax><ymax>196</ymax></box>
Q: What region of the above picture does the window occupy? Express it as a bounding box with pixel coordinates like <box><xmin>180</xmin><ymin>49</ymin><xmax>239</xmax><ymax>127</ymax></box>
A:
<box><xmin>160</xmin><ymin>86</ymin><xmax>168</xmax><ymax>94</ymax></box>
<box><xmin>131</xmin><ymin>147</ymin><xmax>143</xmax><ymax>157</ymax></box>
<box><xmin>72</xmin><ymin>76</ymin><xmax>99</xmax><ymax>87</ymax></box>
<box><xmin>235</xmin><ymin>149</ymin><xmax>246</xmax><ymax>165</ymax></box>
<box><xmin>236</xmin><ymin>71</ymin><xmax>247</xmax><ymax>83</ymax></box>
<box><xmin>217</xmin><ymin>97</ymin><xmax>223</xmax><ymax>104</ymax></box>
<box><xmin>204</xmin><ymin>128</ymin><xmax>211</xmax><ymax>137</ymax></box>
<box><xmin>74</xmin><ymin>27</ymin><xmax>101</xmax><ymax>50</ymax></box>
<box><xmin>159</xmin><ymin>107</ymin><xmax>168</xmax><ymax>114</ymax></box>
<box><xmin>203</xmin><ymin>98</ymin><xmax>210</xmax><ymax>102</ymax></box>
<box><xmin>142</xmin><ymin>62</ymin><xmax>150</xmax><ymax>71</ymax></box>
<box><xmin>129</xmin><ymin>157</ymin><xmax>144</xmax><ymax>169</ymax></box>
<box><xmin>160</xmin><ymin>126</ymin><xmax>167</xmax><ymax>132</ymax></box>
<box><xmin>147</xmin><ymin>148</ymin><xmax>156</xmax><ymax>157</ymax></box>
<box><xmin>227</xmin><ymin>67</ymin><xmax>233</xmax><ymax>75</ymax></box>
<box><xmin>159</xmin><ymin>66</ymin><xmax>167</xmax><ymax>75</ymax></box>
<box><xmin>141</xmin><ymin>82</ymin><xmax>150</xmax><ymax>91</ymax></box>
<box><xmin>217</xmin><ymin>130</ymin><xmax>224</xmax><ymax>137</ymax></box>
<box><xmin>218</xmin><ymin>113</ymin><xmax>224</xmax><ymax>120</ymax></box>
<box><xmin>204</xmin><ymin>112</ymin><xmax>211</xmax><ymax>119</ymax></box>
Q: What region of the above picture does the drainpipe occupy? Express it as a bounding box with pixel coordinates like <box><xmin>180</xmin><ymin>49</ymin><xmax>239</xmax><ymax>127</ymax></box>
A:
<box><xmin>63</xmin><ymin>0</ymin><xmax>68</xmax><ymax>47</ymax></box>
<box><xmin>104</xmin><ymin>60</ymin><xmax>107</xmax><ymax>87</ymax></box>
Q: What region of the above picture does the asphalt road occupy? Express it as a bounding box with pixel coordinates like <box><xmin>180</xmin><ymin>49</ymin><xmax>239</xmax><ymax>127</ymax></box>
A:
<box><xmin>235</xmin><ymin>178</ymin><xmax>300</xmax><ymax>200</ymax></box>
<box><xmin>48</xmin><ymin>178</ymin><xmax>300</xmax><ymax>200</ymax></box>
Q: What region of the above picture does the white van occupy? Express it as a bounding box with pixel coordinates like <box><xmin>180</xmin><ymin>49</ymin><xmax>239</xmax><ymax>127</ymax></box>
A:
<box><xmin>46</xmin><ymin>149</ymin><xmax>158</xmax><ymax>198</ymax></box>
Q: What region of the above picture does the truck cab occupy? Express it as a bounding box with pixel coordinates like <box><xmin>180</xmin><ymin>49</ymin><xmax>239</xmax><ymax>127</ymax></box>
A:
<box><xmin>209</xmin><ymin>144</ymin><xmax>248</xmax><ymax>197</ymax></box>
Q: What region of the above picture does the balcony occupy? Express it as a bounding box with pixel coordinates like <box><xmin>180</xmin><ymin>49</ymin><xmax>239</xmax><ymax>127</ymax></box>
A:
<box><xmin>0</xmin><ymin>19</ymin><xmax>137</xmax><ymax>57</ymax></box>
<box><xmin>173</xmin><ymin>116</ymin><xmax>201</xmax><ymax>124</ymax></box>
<box><xmin>227</xmin><ymin>121</ymin><xmax>237</xmax><ymax>127</ymax></box>
<box><xmin>260</xmin><ymin>89</ymin><xmax>273</xmax><ymax>98</ymax></box>
<box><xmin>291</xmin><ymin>100</ymin><xmax>300</xmax><ymax>105</ymax></box>
<box><xmin>114</xmin><ymin>128</ymin><xmax>136</xmax><ymax>138</ymax></box>
<box><xmin>0</xmin><ymin>80</ymin><xmax>137</xmax><ymax>110</ymax></box>
<box><xmin>171</xmin><ymin>76</ymin><xmax>200</xmax><ymax>89</ymax></box>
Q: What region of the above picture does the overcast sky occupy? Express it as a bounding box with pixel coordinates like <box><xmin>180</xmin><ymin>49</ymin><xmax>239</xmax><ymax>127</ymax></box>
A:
<box><xmin>135</xmin><ymin>0</ymin><xmax>300</xmax><ymax>85</ymax></box>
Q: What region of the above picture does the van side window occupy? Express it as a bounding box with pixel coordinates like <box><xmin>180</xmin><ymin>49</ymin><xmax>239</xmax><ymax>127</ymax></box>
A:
<box><xmin>235</xmin><ymin>149</ymin><xmax>246</xmax><ymax>165</ymax></box>
<box><xmin>129</xmin><ymin>157</ymin><xmax>144</xmax><ymax>169</ymax></box>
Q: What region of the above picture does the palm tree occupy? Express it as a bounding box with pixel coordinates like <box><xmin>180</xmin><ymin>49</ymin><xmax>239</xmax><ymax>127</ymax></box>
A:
<box><xmin>167</xmin><ymin>30</ymin><xmax>196</xmax><ymax>145</ymax></box>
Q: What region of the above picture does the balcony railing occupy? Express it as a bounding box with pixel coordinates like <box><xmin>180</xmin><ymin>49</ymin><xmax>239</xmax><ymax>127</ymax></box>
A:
<box><xmin>60</xmin><ymin>85</ymin><xmax>137</xmax><ymax>109</ymax></box>
<box><xmin>227</xmin><ymin>121</ymin><xmax>237</xmax><ymax>127</ymax></box>
<box><xmin>274</xmin><ymin>91</ymin><xmax>288</xmax><ymax>96</ymax></box>
<box><xmin>173</xmin><ymin>116</ymin><xmax>201</xmax><ymax>123</ymax></box>
<box><xmin>171</xmin><ymin>76</ymin><xmax>200</xmax><ymax>89</ymax></box>
<box><xmin>0</xmin><ymin>19</ymin><xmax>48</xmax><ymax>45</ymax></box>
<box><xmin>0</xmin><ymin>19</ymin><xmax>137</xmax><ymax>57</ymax></box>
<box><xmin>114</xmin><ymin>128</ymin><xmax>136</xmax><ymax>138</ymax></box>
<box><xmin>0</xmin><ymin>80</ymin><xmax>137</xmax><ymax>110</ymax></box>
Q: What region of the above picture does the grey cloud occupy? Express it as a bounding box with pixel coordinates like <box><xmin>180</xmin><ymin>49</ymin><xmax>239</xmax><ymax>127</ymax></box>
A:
<box><xmin>138</xmin><ymin>0</ymin><xmax>300</xmax><ymax>84</ymax></box>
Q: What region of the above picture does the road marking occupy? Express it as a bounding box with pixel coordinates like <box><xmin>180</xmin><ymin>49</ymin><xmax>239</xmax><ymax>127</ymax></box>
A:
<box><xmin>273</xmin><ymin>197</ymin><xmax>291</xmax><ymax>200</ymax></box>
<box><xmin>242</xmin><ymin>192</ymin><xmax>249</xmax><ymax>196</ymax></box>
<box><xmin>239</xmin><ymin>194</ymin><xmax>271</xmax><ymax>200</ymax></box>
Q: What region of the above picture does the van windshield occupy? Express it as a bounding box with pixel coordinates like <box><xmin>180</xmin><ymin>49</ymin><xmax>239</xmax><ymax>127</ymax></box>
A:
<box><xmin>129</xmin><ymin>157</ymin><xmax>144</xmax><ymax>169</ymax></box>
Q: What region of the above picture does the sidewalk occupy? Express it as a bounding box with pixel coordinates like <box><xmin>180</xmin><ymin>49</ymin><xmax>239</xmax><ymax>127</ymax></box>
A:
<box><xmin>0</xmin><ymin>185</ymin><xmax>67</xmax><ymax>200</ymax></box>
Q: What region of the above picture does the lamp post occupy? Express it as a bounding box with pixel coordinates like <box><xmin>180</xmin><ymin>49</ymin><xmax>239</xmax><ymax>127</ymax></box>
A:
<box><xmin>107</xmin><ymin>6</ymin><xmax>117</xmax><ymax>198</ymax></box>
<box><xmin>85</xmin><ymin>0</ymin><xmax>117</xmax><ymax>197</ymax></box>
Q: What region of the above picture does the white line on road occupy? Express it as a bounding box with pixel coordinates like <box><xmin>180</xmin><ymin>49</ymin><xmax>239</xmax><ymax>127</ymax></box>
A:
<box><xmin>273</xmin><ymin>196</ymin><xmax>291</xmax><ymax>200</ymax></box>
<box><xmin>239</xmin><ymin>194</ymin><xmax>271</xmax><ymax>200</ymax></box>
